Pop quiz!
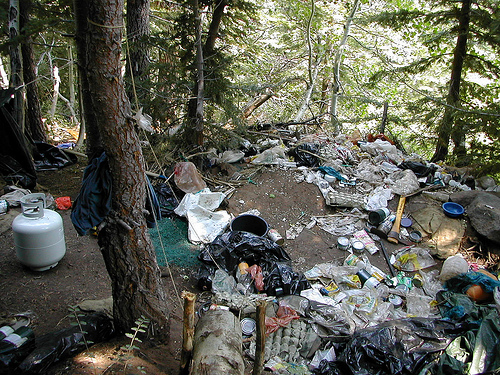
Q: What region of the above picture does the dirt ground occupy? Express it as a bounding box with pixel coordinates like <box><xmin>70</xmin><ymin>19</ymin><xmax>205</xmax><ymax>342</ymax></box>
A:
<box><xmin>0</xmin><ymin>156</ymin><xmax>489</xmax><ymax>374</ymax></box>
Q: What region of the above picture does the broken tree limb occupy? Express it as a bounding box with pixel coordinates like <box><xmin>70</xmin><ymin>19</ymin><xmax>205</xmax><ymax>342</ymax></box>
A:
<box><xmin>242</xmin><ymin>94</ymin><xmax>273</xmax><ymax>118</ymax></box>
<box><xmin>190</xmin><ymin>309</ymin><xmax>244</xmax><ymax>375</ymax></box>
<box><xmin>252</xmin><ymin>300</ymin><xmax>267</xmax><ymax>375</ymax></box>
<box><xmin>180</xmin><ymin>291</ymin><xmax>196</xmax><ymax>375</ymax></box>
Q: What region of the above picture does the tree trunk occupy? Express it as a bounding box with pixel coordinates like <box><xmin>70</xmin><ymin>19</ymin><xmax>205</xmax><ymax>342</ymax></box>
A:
<box><xmin>330</xmin><ymin>0</ymin><xmax>360</xmax><ymax>134</ymax></box>
<box><xmin>187</xmin><ymin>0</ymin><xmax>227</xmax><ymax>145</ymax></box>
<box><xmin>431</xmin><ymin>0</ymin><xmax>471</xmax><ymax>163</ymax></box>
<box><xmin>73</xmin><ymin>0</ymin><xmax>103</xmax><ymax>159</ymax></box>
<box><xmin>9</xmin><ymin>0</ymin><xmax>24</xmax><ymax>131</ymax></box>
<box><xmin>125</xmin><ymin>0</ymin><xmax>150</xmax><ymax>108</ymax></box>
<box><xmin>20</xmin><ymin>0</ymin><xmax>47</xmax><ymax>143</ymax></box>
<box><xmin>76</xmin><ymin>0</ymin><xmax>170</xmax><ymax>339</ymax></box>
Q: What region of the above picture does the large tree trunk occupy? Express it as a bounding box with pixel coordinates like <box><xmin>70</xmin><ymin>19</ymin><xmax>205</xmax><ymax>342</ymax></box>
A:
<box><xmin>431</xmin><ymin>0</ymin><xmax>471</xmax><ymax>163</ymax></box>
<box><xmin>20</xmin><ymin>0</ymin><xmax>47</xmax><ymax>143</ymax></box>
<box><xmin>76</xmin><ymin>0</ymin><xmax>170</xmax><ymax>338</ymax></box>
<box><xmin>125</xmin><ymin>0</ymin><xmax>150</xmax><ymax>107</ymax></box>
<box><xmin>73</xmin><ymin>0</ymin><xmax>103</xmax><ymax>159</ymax></box>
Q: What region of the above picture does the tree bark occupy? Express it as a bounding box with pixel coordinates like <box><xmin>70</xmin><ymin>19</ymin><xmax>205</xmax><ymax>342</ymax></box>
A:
<box><xmin>76</xmin><ymin>0</ymin><xmax>170</xmax><ymax>339</ymax></box>
<box><xmin>73</xmin><ymin>0</ymin><xmax>103</xmax><ymax>159</ymax></box>
<box><xmin>125</xmin><ymin>0</ymin><xmax>150</xmax><ymax>108</ymax></box>
<box><xmin>20</xmin><ymin>0</ymin><xmax>47</xmax><ymax>143</ymax></box>
<box><xmin>242</xmin><ymin>94</ymin><xmax>273</xmax><ymax>119</ymax></box>
<box><xmin>330</xmin><ymin>0</ymin><xmax>360</xmax><ymax>134</ymax></box>
<box><xmin>187</xmin><ymin>0</ymin><xmax>227</xmax><ymax>145</ymax></box>
<box><xmin>431</xmin><ymin>0</ymin><xmax>471</xmax><ymax>163</ymax></box>
<box><xmin>191</xmin><ymin>310</ymin><xmax>244</xmax><ymax>375</ymax></box>
<box><xmin>9</xmin><ymin>0</ymin><xmax>24</xmax><ymax>131</ymax></box>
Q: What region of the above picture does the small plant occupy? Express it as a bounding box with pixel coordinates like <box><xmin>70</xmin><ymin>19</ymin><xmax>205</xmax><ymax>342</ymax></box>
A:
<box><xmin>119</xmin><ymin>316</ymin><xmax>150</xmax><ymax>374</ymax></box>
<box><xmin>122</xmin><ymin>315</ymin><xmax>150</xmax><ymax>352</ymax></box>
<box><xmin>67</xmin><ymin>305</ymin><xmax>94</xmax><ymax>350</ymax></box>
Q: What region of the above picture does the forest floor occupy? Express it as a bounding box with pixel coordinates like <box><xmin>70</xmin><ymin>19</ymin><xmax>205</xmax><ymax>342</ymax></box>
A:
<box><xmin>0</xmin><ymin>154</ymin><xmax>494</xmax><ymax>374</ymax></box>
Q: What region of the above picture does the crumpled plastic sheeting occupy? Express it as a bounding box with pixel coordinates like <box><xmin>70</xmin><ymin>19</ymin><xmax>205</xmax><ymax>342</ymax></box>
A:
<box><xmin>314</xmin><ymin>211</ymin><xmax>365</xmax><ymax>236</ymax></box>
<box><xmin>385</xmin><ymin>169</ymin><xmax>420</xmax><ymax>196</ymax></box>
<box><xmin>366</xmin><ymin>187</ymin><xmax>394</xmax><ymax>211</ymax></box>
<box><xmin>358</xmin><ymin>139</ymin><xmax>405</xmax><ymax>164</ymax></box>
<box><xmin>355</xmin><ymin>159</ymin><xmax>385</xmax><ymax>185</ymax></box>
<box><xmin>251</xmin><ymin>145</ymin><xmax>288</xmax><ymax>165</ymax></box>
<box><xmin>334</xmin><ymin>318</ymin><xmax>466</xmax><ymax>375</ymax></box>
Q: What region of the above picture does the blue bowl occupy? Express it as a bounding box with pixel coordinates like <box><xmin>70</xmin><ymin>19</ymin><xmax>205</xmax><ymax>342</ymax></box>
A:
<box><xmin>442</xmin><ymin>202</ymin><xmax>465</xmax><ymax>218</ymax></box>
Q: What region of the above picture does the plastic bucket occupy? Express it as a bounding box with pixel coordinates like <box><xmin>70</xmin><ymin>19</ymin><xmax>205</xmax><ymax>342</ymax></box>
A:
<box><xmin>230</xmin><ymin>214</ymin><xmax>269</xmax><ymax>237</ymax></box>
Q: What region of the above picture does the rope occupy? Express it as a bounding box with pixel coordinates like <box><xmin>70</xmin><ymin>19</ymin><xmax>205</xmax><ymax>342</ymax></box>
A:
<box><xmin>124</xmin><ymin>25</ymin><xmax>186</xmax><ymax>308</ymax></box>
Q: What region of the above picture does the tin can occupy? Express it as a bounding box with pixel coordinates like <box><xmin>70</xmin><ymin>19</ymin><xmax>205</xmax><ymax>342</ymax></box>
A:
<box><xmin>368</xmin><ymin>208</ymin><xmax>391</xmax><ymax>225</ymax></box>
<box><xmin>377</xmin><ymin>214</ymin><xmax>396</xmax><ymax>235</ymax></box>
<box><xmin>345</xmin><ymin>253</ymin><xmax>365</xmax><ymax>267</ymax></box>
<box><xmin>351</xmin><ymin>240</ymin><xmax>365</xmax><ymax>254</ymax></box>
<box><xmin>409</xmin><ymin>230</ymin><xmax>422</xmax><ymax>243</ymax></box>
<box><xmin>356</xmin><ymin>269</ymin><xmax>371</xmax><ymax>284</ymax></box>
<box><xmin>364</xmin><ymin>276</ymin><xmax>380</xmax><ymax>289</ymax></box>
<box><xmin>241</xmin><ymin>318</ymin><xmax>256</xmax><ymax>336</ymax></box>
<box><xmin>0</xmin><ymin>200</ymin><xmax>7</xmax><ymax>214</ymax></box>
<box><xmin>389</xmin><ymin>294</ymin><xmax>403</xmax><ymax>307</ymax></box>
<box><xmin>267</xmin><ymin>229</ymin><xmax>284</xmax><ymax>245</ymax></box>
<box><xmin>337</xmin><ymin>236</ymin><xmax>349</xmax><ymax>250</ymax></box>
<box><xmin>412</xmin><ymin>273</ymin><xmax>424</xmax><ymax>288</ymax></box>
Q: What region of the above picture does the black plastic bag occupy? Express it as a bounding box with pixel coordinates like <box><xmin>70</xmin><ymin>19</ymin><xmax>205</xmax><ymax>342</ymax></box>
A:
<box><xmin>289</xmin><ymin>143</ymin><xmax>321</xmax><ymax>167</ymax></box>
<box><xmin>152</xmin><ymin>183</ymin><xmax>182</xmax><ymax>218</ymax></box>
<box><xmin>33</xmin><ymin>142</ymin><xmax>77</xmax><ymax>171</ymax></box>
<box><xmin>397</xmin><ymin>161</ymin><xmax>437</xmax><ymax>178</ymax></box>
<box><xmin>198</xmin><ymin>231</ymin><xmax>291</xmax><ymax>275</ymax></box>
<box><xmin>196</xmin><ymin>263</ymin><xmax>216</xmax><ymax>291</ymax></box>
<box><xmin>0</xmin><ymin>328</ymin><xmax>35</xmax><ymax>374</ymax></box>
<box><xmin>335</xmin><ymin>318</ymin><xmax>467</xmax><ymax>375</ymax></box>
<box><xmin>264</xmin><ymin>262</ymin><xmax>310</xmax><ymax>296</ymax></box>
<box><xmin>17</xmin><ymin>312</ymin><xmax>114</xmax><ymax>374</ymax></box>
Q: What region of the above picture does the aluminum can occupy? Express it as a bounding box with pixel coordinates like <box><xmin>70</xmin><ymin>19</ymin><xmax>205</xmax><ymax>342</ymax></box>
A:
<box><xmin>267</xmin><ymin>229</ymin><xmax>284</xmax><ymax>245</ymax></box>
<box><xmin>0</xmin><ymin>200</ymin><xmax>7</xmax><ymax>214</ymax></box>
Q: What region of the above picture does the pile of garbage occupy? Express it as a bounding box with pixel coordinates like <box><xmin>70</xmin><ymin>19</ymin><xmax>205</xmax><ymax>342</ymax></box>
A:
<box><xmin>165</xmin><ymin>132</ymin><xmax>500</xmax><ymax>374</ymax></box>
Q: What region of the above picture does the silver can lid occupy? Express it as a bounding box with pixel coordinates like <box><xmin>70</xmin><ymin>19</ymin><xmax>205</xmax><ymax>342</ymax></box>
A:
<box><xmin>241</xmin><ymin>318</ymin><xmax>256</xmax><ymax>336</ymax></box>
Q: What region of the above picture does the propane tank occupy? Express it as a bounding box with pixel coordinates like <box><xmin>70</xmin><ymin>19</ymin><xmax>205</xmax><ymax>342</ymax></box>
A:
<box><xmin>12</xmin><ymin>193</ymin><xmax>66</xmax><ymax>271</ymax></box>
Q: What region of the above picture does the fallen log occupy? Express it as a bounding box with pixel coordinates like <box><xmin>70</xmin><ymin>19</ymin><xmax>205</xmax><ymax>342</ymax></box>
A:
<box><xmin>190</xmin><ymin>309</ymin><xmax>244</xmax><ymax>375</ymax></box>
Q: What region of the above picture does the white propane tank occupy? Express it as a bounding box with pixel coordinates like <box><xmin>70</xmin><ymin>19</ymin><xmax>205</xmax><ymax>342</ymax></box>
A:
<box><xmin>12</xmin><ymin>193</ymin><xmax>66</xmax><ymax>271</ymax></box>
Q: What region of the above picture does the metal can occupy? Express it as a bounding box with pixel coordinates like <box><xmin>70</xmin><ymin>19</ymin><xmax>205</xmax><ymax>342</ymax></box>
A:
<box><xmin>0</xmin><ymin>200</ymin><xmax>7</xmax><ymax>214</ymax></box>
<box><xmin>368</xmin><ymin>208</ymin><xmax>391</xmax><ymax>225</ymax></box>
<box><xmin>364</xmin><ymin>276</ymin><xmax>380</xmax><ymax>289</ymax></box>
<box><xmin>412</xmin><ymin>273</ymin><xmax>424</xmax><ymax>288</ymax></box>
<box><xmin>345</xmin><ymin>253</ymin><xmax>364</xmax><ymax>267</ymax></box>
<box><xmin>351</xmin><ymin>240</ymin><xmax>365</xmax><ymax>254</ymax></box>
<box><xmin>356</xmin><ymin>269</ymin><xmax>371</xmax><ymax>284</ymax></box>
<box><xmin>267</xmin><ymin>229</ymin><xmax>284</xmax><ymax>245</ymax></box>
<box><xmin>389</xmin><ymin>294</ymin><xmax>403</xmax><ymax>307</ymax></box>
<box><xmin>377</xmin><ymin>214</ymin><xmax>396</xmax><ymax>235</ymax></box>
<box><xmin>241</xmin><ymin>318</ymin><xmax>256</xmax><ymax>336</ymax></box>
<box><xmin>337</xmin><ymin>236</ymin><xmax>349</xmax><ymax>250</ymax></box>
